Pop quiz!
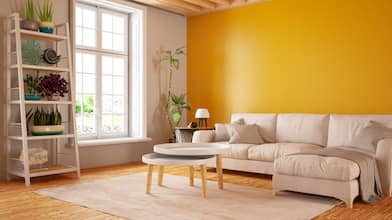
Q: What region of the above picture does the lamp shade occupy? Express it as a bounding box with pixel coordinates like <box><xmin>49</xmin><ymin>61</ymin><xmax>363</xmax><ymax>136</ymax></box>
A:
<box><xmin>195</xmin><ymin>108</ymin><xmax>210</xmax><ymax>119</ymax></box>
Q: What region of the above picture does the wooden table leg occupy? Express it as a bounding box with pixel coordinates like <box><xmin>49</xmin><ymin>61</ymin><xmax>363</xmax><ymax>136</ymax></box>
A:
<box><xmin>200</xmin><ymin>164</ymin><xmax>208</xmax><ymax>198</ymax></box>
<box><xmin>158</xmin><ymin>165</ymin><xmax>164</xmax><ymax>186</ymax></box>
<box><xmin>146</xmin><ymin>164</ymin><xmax>153</xmax><ymax>194</ymax></box>
<box><xmin>216</xmin><ymin>154</ymin><xmax>224</xmax><ymax>189</ymax></box>
<box><xmin>189</xmin><ymin>166</ymin><xmax>194</xmax><ymax>186</ymax></box>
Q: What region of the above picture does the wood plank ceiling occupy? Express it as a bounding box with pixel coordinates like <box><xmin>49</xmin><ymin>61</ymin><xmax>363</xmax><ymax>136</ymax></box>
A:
<box><xmin>131</xmin><ymin>0</ymin><xmax>266</xmax><ymax>16</ymax></box>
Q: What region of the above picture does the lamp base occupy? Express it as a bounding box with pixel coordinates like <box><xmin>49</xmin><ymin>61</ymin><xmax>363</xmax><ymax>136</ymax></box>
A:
<box><xmin>197</xmin><ymin>118</ymin><xmax>208</xmax><ymax>128</ymax></box>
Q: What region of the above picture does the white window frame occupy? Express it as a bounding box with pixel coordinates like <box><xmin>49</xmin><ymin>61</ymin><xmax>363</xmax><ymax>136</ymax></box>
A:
<box><xmin>74</xmin><ymin>0</ymin><xmax>147</xmax><ymax>140</ymax></box>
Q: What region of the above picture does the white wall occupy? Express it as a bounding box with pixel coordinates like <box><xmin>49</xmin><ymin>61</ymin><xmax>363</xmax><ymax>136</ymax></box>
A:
<box><xmin>0</xmin><ymin>1</ymin><xmax>187</xmax><ymax>180</ymax></box>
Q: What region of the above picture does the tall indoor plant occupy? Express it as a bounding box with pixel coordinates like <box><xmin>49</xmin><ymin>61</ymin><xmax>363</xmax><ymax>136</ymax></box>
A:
<box><xmin>161</xmin><ymin>46</ymin><xmax>190</xmax><ymax>141</ymax></box>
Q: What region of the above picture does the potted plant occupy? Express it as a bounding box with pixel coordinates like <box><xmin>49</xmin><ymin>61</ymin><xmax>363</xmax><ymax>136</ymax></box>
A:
<box><xmin>168</xmin><ymin>93</ymin><xmax>191</xmax><ymax>127</ymax></box>
<box><xmin>31</xmin><ymin>108</ymin><xmax>64</xmax><ymax>135</ymax></box>
<box><xmin>38</xmin><ymin>73</ymin><xmax>68</xmax><ymax>101</ymax></box>
<box><xmin>161</xmin><ymin>46</ymin><xmax>189</xmax><ymax>142</ymax></box>
<box><xmin>24</xmin><ymin>71</ymin><xmax>43</xmax><ymax>100</ymax></box>
<box><xmin>21</xmin><ymin>0</ymin><xmax>39</xmax><ymax>31</ymax></box>
<box><xmin>36</xmin><ymin>0</ymin><xmax>54</xmax><ymax>34</ymax></box>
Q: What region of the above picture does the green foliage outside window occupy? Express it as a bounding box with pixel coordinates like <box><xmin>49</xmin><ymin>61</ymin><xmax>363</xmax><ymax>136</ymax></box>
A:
<box><xmin>76</xmin><ymin>96</ymin><xmax>94</xmax><ymax>114</ymax></box>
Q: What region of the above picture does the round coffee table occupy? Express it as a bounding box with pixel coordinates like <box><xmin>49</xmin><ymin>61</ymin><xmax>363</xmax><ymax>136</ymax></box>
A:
<box><xmin>142</xmin><ymin>153</ymin><xmax>214</xmax><ymax>197</ymax></box>
<box><xmin>153</xmin><ymin>143</ymin><xmax>229</xmax><ymax>190</ymax></box>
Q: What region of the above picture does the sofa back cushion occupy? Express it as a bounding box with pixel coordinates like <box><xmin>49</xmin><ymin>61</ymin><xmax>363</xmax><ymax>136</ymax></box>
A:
<box><xmin>327</xmin><ymin>114</ymin><xmax>392</xmax><ymax>149</ymax></box>
<box><xmin>276</xmin><ymin>114</ymin><xmax>329</xmax><ymax>146</ymax></box>
<box><xmin>231</xmin><ymin>113</ymin><xmax>277</xmax><ymax>143</ymax></box>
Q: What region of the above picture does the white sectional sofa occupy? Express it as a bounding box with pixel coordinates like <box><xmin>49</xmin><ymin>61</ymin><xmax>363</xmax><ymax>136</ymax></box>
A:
<box><xmin>192</xmin><ymin>113</ymin><xmax>392</xmax><ymax>206</ymax></box>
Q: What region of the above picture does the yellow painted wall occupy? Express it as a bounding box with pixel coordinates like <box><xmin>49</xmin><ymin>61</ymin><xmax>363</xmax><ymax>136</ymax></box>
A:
<box><xmin>187</xmin><ymin>0</ymin><xmax>392</xmax><ymax>124</ymax></box>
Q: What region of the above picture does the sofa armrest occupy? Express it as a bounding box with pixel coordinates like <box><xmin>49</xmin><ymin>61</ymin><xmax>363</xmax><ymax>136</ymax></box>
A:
<box><xmin>192</xmin><ymin>130</ymin><xmax>215</xmax><ymax>143</ymax></box>
<box><xmin>376</xmin><ymin>139</ymin><xmax>392</xmax><ymax>196</ymax></box>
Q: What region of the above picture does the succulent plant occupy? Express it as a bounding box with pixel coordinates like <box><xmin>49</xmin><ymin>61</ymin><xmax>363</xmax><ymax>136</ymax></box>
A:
<box><xmin>32</xmin><ymin>107</ymin><xmax>62</xmax><ymax>126</ymax></box>
<box><xmin>36</xmin><ymin>0</ymin><xmax>53</xmax><ymax>22</ymax></box>
<box><xmin>38</xmin><ymin>73</ymin><xmax>68</xmax><ymax>97</ymax></box>
<box><xmin>25</xmin><ymin>0</ymin><xmax>35</xmax><ymax>21</ymax></box>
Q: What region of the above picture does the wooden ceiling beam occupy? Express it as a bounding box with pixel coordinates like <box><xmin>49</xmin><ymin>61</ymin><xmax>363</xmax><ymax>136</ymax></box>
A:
<box><xmin>157</xmin><ymin>0</ymin><xmax>202</xmax><ymax>12</ymax></box>
<box><xmin>208</xmin><ymin>0</ymin><xmax>232</xmax><ymax>5</ymax></box>
<box><xmin>131</xmin><ymin>0</ymin><xmax>191</xmax><ymax>15</ymax></box>
<box><xmin>184</xmin><ymin>0</ymin><xmax>216</xmax><ymax>9</ymax></box>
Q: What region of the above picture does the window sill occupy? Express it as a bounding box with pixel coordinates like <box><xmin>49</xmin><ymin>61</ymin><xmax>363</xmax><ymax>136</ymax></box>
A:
<box><xmin>78</xmin><ymin>137</ymin><xmax>152</xmax><ymax>147</ymax></box>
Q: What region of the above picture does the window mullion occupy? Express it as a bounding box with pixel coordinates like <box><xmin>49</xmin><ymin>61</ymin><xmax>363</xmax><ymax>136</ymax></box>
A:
<box><xmin>96</xmin><ymin>54</ymin><xmax>102</xmax><ymax>139</ymax></box>
<box><xmin>96</xmin><ymin>8</ymin><xmax>103</xmax><ymax>139</ymax></box>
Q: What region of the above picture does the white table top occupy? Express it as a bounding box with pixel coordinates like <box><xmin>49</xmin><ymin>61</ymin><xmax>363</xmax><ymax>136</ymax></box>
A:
<box><xmin>153</xmin><ymin>143</ymin><xmax>229</xmax><ymax>156</ymax></box>
<box><xmin>142</xmin><ymin>153</ymin><xmax>214</xmax><ymax>166</ymax></box>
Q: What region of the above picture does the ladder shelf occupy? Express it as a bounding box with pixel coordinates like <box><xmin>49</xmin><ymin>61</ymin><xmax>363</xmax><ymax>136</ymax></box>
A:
<box><xmin>5</xmin><ymin>13</ymin><xmax>80</xmax><ymax>186</ymax></box>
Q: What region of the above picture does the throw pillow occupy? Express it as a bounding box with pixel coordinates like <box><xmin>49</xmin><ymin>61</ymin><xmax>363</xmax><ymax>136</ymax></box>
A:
<box><xmin>227</xmin><ymin>123</ymin><xmax>264</xmax><ymax>144</ymax></box>
<box><xmin>350</xmin><ymin>121</ymin><xmax>392</xmax><ymax>152</ymax></box>
<box><xmin>214</xmin><ymin>118</ymin><xmax>245</xmax><ymax>142</ymax></box>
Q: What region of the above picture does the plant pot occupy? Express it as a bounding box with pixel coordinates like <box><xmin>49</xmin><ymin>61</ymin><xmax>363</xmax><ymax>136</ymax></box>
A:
<box><xmin>31</xmin><ymin>125</ymin><xmax>64</xmax><ymax>136</ymax></box>
<box><xmin>21</xmin><ymin>20</ymin><xmax>39</xmax><ymax>31</ymax></box>
<box><xmin>24</xmin><ymin>93</ymin><xmax>41</xmax><ymax>100</ymax></box>
<box><xmin>47</xmin><ymin>95</ymin><xmax>60</xmax><ymax>101</ymax></box>
<box><xmin>39</xmin><ymin>21</ymin><xmax>54</xmax><ymax>34</ymax></box>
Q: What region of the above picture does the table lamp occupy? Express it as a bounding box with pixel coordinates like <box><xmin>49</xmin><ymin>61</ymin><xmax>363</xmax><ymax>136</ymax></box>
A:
<box><xmin>195</xmin><ymin>108</ymin><xmax>210</xmax><ymax>128</ymax></box>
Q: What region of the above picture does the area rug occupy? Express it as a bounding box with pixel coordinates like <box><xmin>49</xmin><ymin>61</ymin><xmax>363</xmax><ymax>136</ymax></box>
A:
<box><xmin>35</xmin><ymin>173</ymin><xmax>340</xmax><ymax>220</ymax></box>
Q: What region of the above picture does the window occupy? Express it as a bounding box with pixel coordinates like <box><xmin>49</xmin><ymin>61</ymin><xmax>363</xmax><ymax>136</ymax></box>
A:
<box><xmin>76</xmin><ymin>2</ymin><xmax>140</xmax><ymax>139</ymax></box>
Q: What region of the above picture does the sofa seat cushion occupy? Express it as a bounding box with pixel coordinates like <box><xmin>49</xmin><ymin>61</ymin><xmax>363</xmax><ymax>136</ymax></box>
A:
<box><xmin>248</xmin><ymin>143</ymin><xmax>322</xmax><ymax>162</ymax></box>
<box><xmin>217</xmin><ymin>142</ymin><xmax>254</xmax><ymax>160</ymax></box>
<box><xmin>274</xmin><ymin>155</ymin><xmax>360</xmax><ymax>181</ymax></box>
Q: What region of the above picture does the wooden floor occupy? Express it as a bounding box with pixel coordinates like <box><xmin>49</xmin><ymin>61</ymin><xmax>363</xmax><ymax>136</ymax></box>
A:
<box><xmin>1</xmin><ymin>163</ymin><xmax>392</xmax><ymax>220</ymax></box>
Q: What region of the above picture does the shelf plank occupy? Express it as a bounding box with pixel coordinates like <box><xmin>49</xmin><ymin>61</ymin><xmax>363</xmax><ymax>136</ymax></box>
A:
<box><xmin>10</xmin><ymin>29</ymin><xmax>67</xmax><ymax>41</ymax></box>
<box><xmin>8</xmin><ymin>165</ymin><xmax>77</xmax><ymax>178</ymax></box>
<box><xmin>10</xmin><ymin>100</ymin><xmax>73</xmax><ymax>105</ymax></box>
<box><xmin>9</xmin><ymin>134</ymin><xmax>75</xmax><ymax>141</ymax></box>
<box><xmin>10</xmin><ymin>64</ymin><xmax>70</xmax><ymax>72</ymax></box>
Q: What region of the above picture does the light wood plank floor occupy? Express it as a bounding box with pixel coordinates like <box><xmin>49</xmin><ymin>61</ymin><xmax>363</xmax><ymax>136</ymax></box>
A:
<box><xmin>1</xmin><ymin>162</ymin><xmax>391</xmax><ymax>220</ymax></box>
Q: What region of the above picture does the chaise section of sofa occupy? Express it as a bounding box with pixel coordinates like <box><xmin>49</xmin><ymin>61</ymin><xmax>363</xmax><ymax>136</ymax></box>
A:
<box><xmin>192</xmin><ymin>113</ymin><xmax>392</xmax><ymax>197</ymax></box>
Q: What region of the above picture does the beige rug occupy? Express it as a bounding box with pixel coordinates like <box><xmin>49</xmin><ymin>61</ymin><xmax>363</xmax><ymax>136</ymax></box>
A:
<box><xmin>35</xmin><ymin>173</ymin><xmax>340</xmax><ymax>220</ymax></box>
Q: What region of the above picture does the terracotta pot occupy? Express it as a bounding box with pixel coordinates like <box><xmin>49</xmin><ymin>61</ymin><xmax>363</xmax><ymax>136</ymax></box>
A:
<box><xmin>39</xmin><ymin>21</ymin><xmax>54</xmax><ymax>34</ymax></box>
<box><xmin>21</xmin><ymin>20</ymin><xmax>39</xmax><ymax>31</ymax></box>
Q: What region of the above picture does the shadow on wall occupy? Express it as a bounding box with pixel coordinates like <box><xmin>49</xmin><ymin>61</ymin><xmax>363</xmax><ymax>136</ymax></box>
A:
<box><xmin>151</xmin><ymin>47</ymin><xmax>171</xmax><ymax>144</ymax></box>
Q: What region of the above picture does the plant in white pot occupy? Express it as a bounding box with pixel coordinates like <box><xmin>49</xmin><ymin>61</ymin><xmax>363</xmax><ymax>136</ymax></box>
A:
<box><xmin>30</xmin><ymin>108</ymin><xmax>64</xmax><ymax>136</ymax></box>
<box><xmin>36</xmin><ymin>0</ymin><xmax>54</xmax><ymax>34</ymax></box>
<box><xmin>21</xmin><ymin>0</ymin><xmax>39</xmax><ymax>31</ymax></box>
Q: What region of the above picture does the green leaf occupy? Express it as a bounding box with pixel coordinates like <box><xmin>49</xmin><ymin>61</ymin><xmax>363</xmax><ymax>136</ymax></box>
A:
<box><xmin>172</xmin><ymin>58</ymin><xmax>179</xmax><ymax>70</ymax></box>
<box><xmin>175</xmin><ymin>46</ymin><xmax>186</xmax><ymax>55</ymax></box>
<box><xmin>172</xmin><ymin>112</ymin><xmax>182</xmax><ymax>125</ymax></box>
<box><xmin>168</xmin><ymin>104</ymin><xmax>175</xmax><ymax>113</ymax></box>
<box><xmin>184</xmin><ymin>104</ymin><xmax>191</xmax><ymax>110</ymax></box>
